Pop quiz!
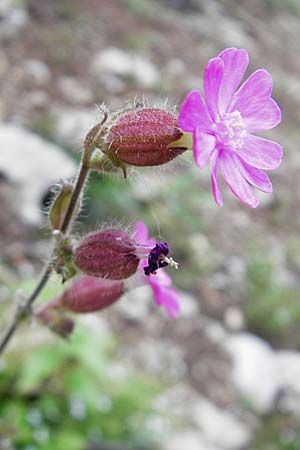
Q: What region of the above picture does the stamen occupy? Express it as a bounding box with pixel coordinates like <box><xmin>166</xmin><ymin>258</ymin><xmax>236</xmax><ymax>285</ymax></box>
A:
<box><xmin>214</xmin><ymin>110</ymin><xmax>246</xmax><ymax>152</ymax></box>
<box><xmin>144</xmin><ymin>242</ymin><xmax>179</xmax><ymax>276</ymax></box>
<box><xmin>162</xmin><ymin>256</ymin><xmax>179</xmax><ymax>270</ymax></box>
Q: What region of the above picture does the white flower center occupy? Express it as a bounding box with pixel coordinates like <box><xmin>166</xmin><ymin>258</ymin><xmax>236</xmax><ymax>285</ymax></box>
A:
<box><xmin>213</xmin><ymin>110</ymin><xmax>246</xmax><ymax>151</ymax></box>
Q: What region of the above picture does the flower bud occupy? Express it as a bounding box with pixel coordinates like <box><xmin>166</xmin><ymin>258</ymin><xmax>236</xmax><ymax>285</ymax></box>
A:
<box><xmin>49</xmin><ymin>181</ymin><xmax>80</xmax><ymax>231</ymax></box>
<box><xmin>36</xmin><ymin>308</ymin><xmax>74</xmax><ymax>338</ymax></box>
<box><xmin>74</xmin><ymin>229</ymin><xmax>141</xmax><ymax>280</ymax></box>
<box><xmin>60</xmin><ymin>276</ymin><xmax>124</xmax><ymax>313</ymax></box>
<box><xmin>105</xmin><ymin>108</ymin><xmax>187</xmax><ymax>167</ymax></box>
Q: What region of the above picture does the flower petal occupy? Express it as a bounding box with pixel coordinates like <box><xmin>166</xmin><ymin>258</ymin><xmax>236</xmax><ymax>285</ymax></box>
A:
<box><xmin>210</xmin><ymin>150</ymin><xmax>223</xmax><ymax>206</ymax></box>
<box><xmin>230</xmin><ymin>69</ymin><xmax>273</xmax><ymax>116</ymax></box>
<box><xmin>242</xmin><ymin>98</ymin><xmax>281</xmax><ymax>132</ymax></box>
<box><xmin>204</xmin><ymin>57</ymin><xmax>224</xmax><ymax>122</ymax></box>
<box><xmin>218</xmin><ymin>48</ymin><xmax>249</xmax><ymax>114</ymax></box>
<box><xmin>219</xmin><ymin>150</ymin><xmax>259</xmax><ymax>208</ymax></box>
<box><xmin>179</xmin><ymin>89</ymin><xmax>213</xmax><ymax>132</ymax></box>
<box><xmin>239</xmin><ymin>134</ymin><xmax>283</xmax><ymax>170</ymax></box>
<box><xmin>150</xmin><ymin>277</ymin><xmax>180</xmax><ymax>319</ymax></box>
<box><xmin>235</xmin><ymin>155</ymin><xmax>273</xmax><ymax>193</ymax></box>
<box><xmin>134</xmin><ymin>221</ymin><xmax>156</xmax><ymax>247</ymax></box>
<box><xmin>193</xmin><ymin>128</ymin><xmax>216</xmax><ymax>169</ymax></box>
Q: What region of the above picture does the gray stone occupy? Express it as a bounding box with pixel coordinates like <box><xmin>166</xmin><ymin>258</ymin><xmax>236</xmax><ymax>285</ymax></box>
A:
<box><xmin>0</xmin><ymin>124</ymin><xmax>75</xmax><ymax>224</ymax></box>
<box><xmin>115</xmin><ymin>285</ymin><xmax>152</xmax><ymax>321</ymax></box>
<box><xmin>277</xmin><ymin>350</ymin><xmax>300</xmax><ymax>415</ymax></box>
<box><xmin>22</xmin><ymin>59</ymin><xmax>51</xmax><ymax>85</ymax></box>
<box><xmin>53</xmin><ymin>107</ymin><xmax>98</xmax><ymax>149</ymax></box>
<box><xmin>90</xmin><ymin>47</ymin><xmax>160</xmax><ymax>88</ymax></box>
<box><xmin>23</xmin><ymin>91</ymin><xmax>50</xmax><ymax>109</ymax></box>
<box><xmin>224</xmin><ymin>333</ymin><xmax>281</xmax><ymax>414</ymax></box>
<box><xmin>158</xmin><ymin>384</ymin><xmax>251</xmax><ymax>450</ymax></box>
<box><xmin>177</xmin><ymin>291</ymin><xmax>200</xmax><ymax>318</ymax></box>
<box><xmin>223</xmin><ymin>306</ymin><xmax>245</xmax><ymax>331</ymax></box>
<box><xmin>130</xmin><ymin>337</ymin><xmax>186</xmax><ymax>378</ymax></box>
<box><xmin>57</xmin><ymin>77</ymin><xmax>93</xmax><ymax>104</ymax></box>
<box><xmin>193</xmin><ymin>396</ymin><xmax>251</xmax><ymax>449</ymax></box>
<box><xmin>0</xmin><ymin>0</ymin><xmax>29</xmax><ymax>39</ymax></box>
<box><xmin>163</xmin><ymin>430</ymin><xmax>221</xmax><ymax>450</ymax></box>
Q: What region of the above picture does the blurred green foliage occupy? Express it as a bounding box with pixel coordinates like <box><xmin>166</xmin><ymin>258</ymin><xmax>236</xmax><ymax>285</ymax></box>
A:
<box><xmin>0</xmin><ymin>277</ymin><xmax>162</xmax><ymax>450</ymax></box>
<box><xmin>0</xmin><ymin>324</ymin><xmax>161</xmax><ymax>450</ymax></box>
<box><xmin>251</xmin><ymin>415</ymin><xmax>300</xmax><ymax>450</ymax></box>
<box><xmin>244</xmin><ymin>257</ymin><xmax>300</xmax><ymax>347</ymax></box>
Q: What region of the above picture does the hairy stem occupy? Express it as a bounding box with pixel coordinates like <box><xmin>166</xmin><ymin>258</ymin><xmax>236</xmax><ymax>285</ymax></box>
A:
<box><xmin>60</xmin><ymin>161</ymin><xmax>89</xmax><ymax>234</ymax></box>
<box><xmin>0</xmin><ymin>262</ymin><xmax>53</xmax><ymax>354</ymax></box>
<box><xmin>0</xmin><ymin>153</ymin><xmax>92</xmax><ymax>357</ymax></box>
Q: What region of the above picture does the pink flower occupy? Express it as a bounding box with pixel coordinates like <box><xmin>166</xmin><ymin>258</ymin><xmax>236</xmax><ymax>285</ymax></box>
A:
<box><xmin>134</xmin><ymin>221</ymin><xmax>180</xmax><ymax>319</ymax></box>
<box><xmin>179</xmin><ymin>47</ymin><xmax>283</xmax><ymax>208</ymax></box>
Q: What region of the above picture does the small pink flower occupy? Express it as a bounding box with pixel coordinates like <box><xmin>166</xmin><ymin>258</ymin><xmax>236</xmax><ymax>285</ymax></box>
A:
<box><xmin>179</xmin><ymin>47</ymin><xmax>283</xmax><ymax>208</ymax></box>
<box><xmin>134</xmin><ymin>221</ymin><xmax>180</xmax><ymax>319</ymax></box>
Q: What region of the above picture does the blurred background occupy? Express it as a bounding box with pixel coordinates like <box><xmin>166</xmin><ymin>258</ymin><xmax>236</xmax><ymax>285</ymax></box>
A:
<box><xmin>0</xmin><ymin>0</ymin><xmax>300</xmax><ymax>449</ymax></box>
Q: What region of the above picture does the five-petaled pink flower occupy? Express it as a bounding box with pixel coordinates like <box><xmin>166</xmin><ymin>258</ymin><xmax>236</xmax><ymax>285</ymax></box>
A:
<box><xmin>179</xmin><ymin>47</ymin><xmax>283</xmax><ymax>208</ymax></box>
<box><xmin>134</xmin><ymin>221</ymin><xmax>180</xmax><ymax>319</ymax></box>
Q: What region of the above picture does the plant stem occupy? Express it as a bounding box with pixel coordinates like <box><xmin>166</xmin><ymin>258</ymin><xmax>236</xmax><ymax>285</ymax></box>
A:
<box><xmin>0</xmin><ymin>158</ymin><xmax>91</xmax><ymax>357</ymax></box>
<box><xmin>60</xmin><ymin>161</ymin><xmax>89</xmax><ymax>234</ymax></box>
<box><xmin>0</xmin><ymin>262</ymin><xmax>53</xmax><ymax>354</ymax></box>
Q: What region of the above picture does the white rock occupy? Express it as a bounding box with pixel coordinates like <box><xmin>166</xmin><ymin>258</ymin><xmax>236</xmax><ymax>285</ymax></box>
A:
<box><xmin>178</xmin><ymin>291</ymin><xmax>200</xmax><ymax>318</ymax></box>
<box><xmin>0</xmin><ymin>0</ymin><xmax>29</xmax><ymax>39</ymax></box>
<box><xmin>115</xmin><ymin>285</ymin><xmax>152</xmax><ymax>321</ymax></box>
<box><xmin>57</xmin><ymin>77</ymin><xmax>93</xmax><ymax>104</ymax></box>
<box><xmin>224</xmin><ymin>333</ymin><xmax>281</xmax><ymax>414</ymax></box>
<box><xmin>164</xmin><ymin>58</ymin><xmax>185</xmax><ymax>77</ymax></box>
<box><xmin>0</xmin><ymin>124</ymin><xmax>75</xmax><ymax>224</ymax></box>
<box><xmin>90</xmin><ymin>47</ymin><xmax>160</xmax><ymax>88</ymax></box>
<box><xmin>201</xmin><ymin>316</ymin><xmax>228</xmax><ymax>344</ymax></box>
<box><xmin>131</xmin><ymin>173</ymin><xmax>167</xmax><ymax>201</ymax></box>
<box><xmin>156</xmin><ymin>384</ymin><xmax>199</xmax><ymax>419</ymax></box>
<box><xmin>223</xmin><ymin>306</ymin><xmax>245</xmax><ymax>331</ymax></box>
<box><xmin>23</xmin><ymin>91</ymin><xmax>49</xmax><ymax>109</ymax></box>
<box><xmin>276</xmin><ymin>351</ymin><xmax>300</xmax><ymax>414</ymax></box>
<box><xmin>193</xmin><ymin>396</ymin><xmax>251</xmax><ymax>450</ymax></box>
<box><xmin>23</xmin><ymin>59</ymin><xmax>51</xmax><ymax>85</ymax></box>
<box><xmin>164</xmin><ymin>430</ymin><xmax>221</xmax><ymax>450</ymax></box>
<box><xmin>132</xmin><ymin>338</ymin><xmax>186</xmax><ymax>378</ymax></box>
<box><xmin>53</xmin><ymin>107</ymin><xmax>98</xmax><ymax>148</ymax></box>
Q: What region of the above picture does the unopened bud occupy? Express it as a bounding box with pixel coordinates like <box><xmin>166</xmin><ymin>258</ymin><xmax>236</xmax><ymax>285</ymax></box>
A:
<box><xmin>74</xmin><ymin>229</ymin><xmax>141</xmax><ymax>280</ymax></box>
<box><xmin>49</xmin><ymin>181</ymin><xmax>79</xmax><ymax>230</ymax></box>
<box><xmin>60</xmin><ymin>276</ymin><xmax>124</xmax><ymax>313</ymax></box>
<box><xmin>36</xmin><ymin>308</ymin><xmax>74</xmax><ymax>338</ymax></box>
<box><xmin>105</xmin><ymin>108</ymin><xmax>187</xmax><ymax>167</ymax></box>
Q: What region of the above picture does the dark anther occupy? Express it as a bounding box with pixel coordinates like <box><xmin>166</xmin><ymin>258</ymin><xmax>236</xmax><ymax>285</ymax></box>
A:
<box><xmin>144</xmin><ymin>242</ymin><xmax>169</xmax><ymax>276</ymax></box>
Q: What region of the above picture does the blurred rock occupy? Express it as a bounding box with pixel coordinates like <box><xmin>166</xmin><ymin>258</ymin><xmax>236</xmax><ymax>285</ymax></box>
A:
<box><xmin>178</xmin><ymin>291</ymin><xmax>200</xmax><ymax>318</ymax></box>
<box><xmin>53</xmin><ymin>107</ymin><xmax>98</xmax><ymax>149</ymax></box>
<box><xmin>0</xmin><ymin>0</ymin><xmax>29</xmax><ymax>39</ymax></box>
<box><xmin>23</xmin><ymin>90</ymin><xmax>50</xmax><ymax>109</ymax></box>
<box><xmin>223</xmin><ymin>306</ymin><xmax>245</xmax><ymax>331</ymax></box>
<box><xmin>163</xmin><ymin>430</ymin><xmax>221</xmax><ymax>450</ymax></box>
<box><xmin>130</xmin><ymin>337</ymin><xmax>186</xmax><ymax>378</ymax></box>
<box><xmin>115</xmin><ymin>285</ymin><xmax>152</xmax><ymax>322</ymax></box>
<box><xmin>90</xmin><ymin>47</ymin><xmax>160</xmax><ymax>89</ymax></box>
<box><xmin>189</xmin><ymin>233</ymin><xmax>222</xmax><ymax>271</ymax></box>
<box><xmin>224</xmin><ymin>333</ymin><xmax>281</xmax><ymax>414</ymax></box>
<box><xmin>159</xmin><ymin>384</ymin><xmax>251</xmax><ymax>450</ymax></box>
<box><xmin>164</xmin><ymin>58</ymin><xmax>185</xmax><ymax>77</ymax></box>
<box><xmin>22</xmin><ymin>59</ymin><xmax>51</xmax><ymax>85</ymax></box>
<box><xmin>57</xmin><ymin>77</ymin><xmax>93</xmax><ymax>105</ymax></box>
<box><xmin>193</xmin><ymin>396</ymin><xmax>251</xmax><ymax>449</ymax></box>
<box><xmin>0</xmin><ymin>124</ymin><xmax>75</xmax><ymax>224</ymax></box>
<box><xmin>131</xmin><ymin>173</ymin><xmax>167</xmax><ymax>201</ymax></box>
<box><xmin>277</xmin><ymin>351</ymin><xmax>300</xmax><ymax>415</ymax></box>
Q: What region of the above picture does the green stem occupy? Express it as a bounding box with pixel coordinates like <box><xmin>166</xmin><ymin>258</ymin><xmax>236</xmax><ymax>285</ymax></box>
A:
<box><xmin>0</xmin><ymin>150</ymin><xmax>92</xmax><ymax>357</ymax></box>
